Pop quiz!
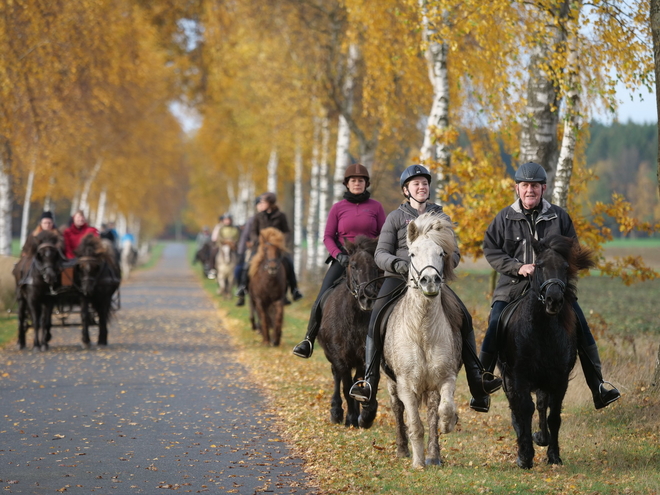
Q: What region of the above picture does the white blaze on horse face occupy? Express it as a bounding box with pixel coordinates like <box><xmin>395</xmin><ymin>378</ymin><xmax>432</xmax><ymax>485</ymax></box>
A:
<box><xmin>410</xmin><ymin>236</ymin><xmax>444</xmax><ymax>297</ymax></box>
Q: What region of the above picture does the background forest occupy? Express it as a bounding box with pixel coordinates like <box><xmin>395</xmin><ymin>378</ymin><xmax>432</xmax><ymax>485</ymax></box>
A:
<box><xmin>1</xmin><ymin>0</ymin><xmax>659</xmax><ymax>281</ymax></box>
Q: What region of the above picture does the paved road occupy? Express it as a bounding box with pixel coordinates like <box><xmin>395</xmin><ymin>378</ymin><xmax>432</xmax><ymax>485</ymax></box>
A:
<box><xmin>1</xmin><ymin>244</ymin><xmax>313</xmax><ymax>494</ymax></box>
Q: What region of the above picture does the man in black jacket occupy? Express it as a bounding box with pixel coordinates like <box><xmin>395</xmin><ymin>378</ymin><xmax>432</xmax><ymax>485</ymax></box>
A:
<box><xmin>480</xmin><ymin>162</ymin><xmax>620</xmax><ymax>409</ymax></box>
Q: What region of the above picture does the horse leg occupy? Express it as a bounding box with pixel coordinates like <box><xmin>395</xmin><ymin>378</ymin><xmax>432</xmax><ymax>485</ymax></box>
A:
<box><xmin>329</xmin><ymin>364</ymin><xmax>344</xmax><ymax>425</ymax></box>
<box><xmin>399</xmin><ymin>385</ymin><xmax>425</xmax><ymax>469</ymax></box>
<box><xmin>533</xmin><ymin>390</ymin><xmax>549</xmax><ymax>447</ymax></box>
<box><xmin>97</xmin><ymin>299</ymin><xmax>110</xmax><ymax>346</ymax></box>
<box><xmin>43</xmin><ymin>300</ymin><xmax>54</xmax><ymax>344</ymax></box>
<box><xmin>386</xmin><ymin>380</ymin><xmax>409</xmax><ymax>459</ymax></box>
<box><xmin>272</xmin><ymin>300</ymin><xmax>284</xmax><ymax>347</ymax></box>
<box><xmin>255</xmin><ymin>302</ymin><xmax>270</xmax><ymax>345</ymax></box>
<box><xmin>17</xmin><ymin>297</ymin><xmax>27</xmax><ymax>350</ymax></box>
<box><xmin>438</xmin><ymin>377</ymin><xmax>458</xmax><ymax>434</ymax></box>
<box><xmin>342</xmin><ymin>368</ymin><xmax>360</xmax><ymax>427</ymax></box>
<box><xmin>545</xmin><ymin>391</ymin><xmax>565</xmax><ymax>465</ymax></box>
<box><xmin>426</xmin><ymin>390</ymin><xmax>441</xmax><ymax>466</ymax></box>
<box><xmin>508</xmin><ymin>385</ymin><xmax>535</xmax><ymax>469</ymax></box>
<box><xmin>28</xmin><ymin>299</ymin><xmax>43</xmax><ymax>351</ymax></box>
<box><xmin>80</xmin><ymin>298</ymin><xmax>91</xmax><ymax>349</ymax></box>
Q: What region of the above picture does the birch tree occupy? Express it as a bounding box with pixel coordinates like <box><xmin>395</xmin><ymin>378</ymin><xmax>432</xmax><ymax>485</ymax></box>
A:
<box><xmin>0</xmin><ymin>138</ymin><xmax>12</xmax><ymax>255</ymax></box>
<box><xmin>267</xmin><ymin>148</ymin><xmax>278</xmax><ymax>195</ymax></box>
<box><xmin>316</xmin><ymin>116</ymin><xmax>331</xmax><ymax>269</ymax></box>
<box><xmin>419</xmin><ymin>0</ymin><xmax>450</xmax><ymax>202</ymax></box>
<box><xmin>293</xmin><ymin>143</ymin><xmax>303</xmax><ymax>275</ymax></box>
<box><xmin>653</xmin><ymin>0</ymin><xmax>660</xmax><ymax>198</ymax></box>
<box><xmin>306</xmin><ymin>116</ymin><xmax>321</xmax><ymax>273</ymax></box>
<box><xmin>19</xmin><ymin>167</ymin><xmax>36</xmax><ymax>247</ymax></box>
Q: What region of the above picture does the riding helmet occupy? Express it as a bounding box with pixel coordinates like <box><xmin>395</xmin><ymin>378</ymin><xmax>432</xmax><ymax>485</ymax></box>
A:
<box><xmin>515</xmin><ymin>162</ymin><xmax>547</xmax><ymax>184</ymax></box>
<box><xmin>343</xmin><ymin>163</ymin><xmax>370</xmax><ymax>187</ymax></box>
<box><xmin>400</xmin><ymin>164</ymin><xmax>432</xmax><ymax>188</ymax></box>
<box><xmin>261</xmin><ymin>192</ymin><xmax>277</xmax><ymax>206</ymax></box>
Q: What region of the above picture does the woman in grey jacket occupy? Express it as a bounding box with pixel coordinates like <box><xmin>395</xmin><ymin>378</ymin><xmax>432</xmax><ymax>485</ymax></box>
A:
<box><xmin>348</xmin><ymin>165</ymin><xmax>502</xmax><ymax>428</ymax></box>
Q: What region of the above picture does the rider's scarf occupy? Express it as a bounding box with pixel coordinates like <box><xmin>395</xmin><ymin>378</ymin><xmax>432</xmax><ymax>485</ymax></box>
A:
<box><xmin>343</xmin><ymin>190</ymin><xmax>371</xmax><ymax>204</ymax></box>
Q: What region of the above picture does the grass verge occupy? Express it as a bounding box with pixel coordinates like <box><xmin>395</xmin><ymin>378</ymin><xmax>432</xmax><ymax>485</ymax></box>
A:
<box><xmin>192</xmin><ymin>248</ymin><xmax>660</xmax><ymax>494</ymax></box>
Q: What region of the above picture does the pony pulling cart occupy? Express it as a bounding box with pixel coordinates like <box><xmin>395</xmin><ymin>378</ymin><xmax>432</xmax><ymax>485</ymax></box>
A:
<box><xmin>13</xmin><ymin>234</ymin><xmax>121</xmax><ymax>350</ymax></box>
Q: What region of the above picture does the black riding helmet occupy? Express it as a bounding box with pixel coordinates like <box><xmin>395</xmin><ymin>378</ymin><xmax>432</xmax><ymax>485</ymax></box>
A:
<box><xmin>400</xmin><ymin>164</ymin><xmax>432</xmax><ymax>188</ymax></box>
<box><xmin>515</xmin><ymin>162</ymin><xmax>547</xmax><ymax>184</ymax></box>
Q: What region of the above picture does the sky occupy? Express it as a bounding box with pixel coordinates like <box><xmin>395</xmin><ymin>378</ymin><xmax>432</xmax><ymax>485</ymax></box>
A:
<box><xmin>597</xmin><ymin>82</ymin><xmax>657</xmax><ymax>124</ymax></box>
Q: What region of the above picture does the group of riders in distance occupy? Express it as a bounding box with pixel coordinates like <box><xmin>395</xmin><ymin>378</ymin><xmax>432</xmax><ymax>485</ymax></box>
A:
<box><xmin>196</xmin><ymin>161</ymin><xmax>621</xmax><ymax>469</ymax></box>
<box><xmin>13</xmin><ymin>209</ymin><xmax>137</xmax><ymax>351</ymax></box>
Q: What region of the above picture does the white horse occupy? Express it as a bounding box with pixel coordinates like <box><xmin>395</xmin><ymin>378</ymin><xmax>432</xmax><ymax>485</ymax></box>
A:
<box><xmin>215</xmin><ymin>242</ymin><xmax>237</xmax><ymax>298</ymax></box>
<box><xmin>383</xmin><ymin>212</ymin><xmax>464</xmax><ymax>469</ymax></box>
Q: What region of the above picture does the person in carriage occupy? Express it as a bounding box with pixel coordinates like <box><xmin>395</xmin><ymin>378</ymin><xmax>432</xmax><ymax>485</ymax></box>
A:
<box><xmin>348</xmin><ymin>165</ymin><xmax>503</xmax><ymax>419</ymax></box>
<box><xmin>480</xmin><ymin>162</ymin><xmax>620</xmax><ymax>409</ymax></box>
<box><xmin>292</xmin><ymin>163</ymin><xmax>386</xmax><ymax>359</ymax></box>
<box><xmin>63</xmin><ymin>210</ymin><xmax>99</xmax><ymax>259</ymax></box>
<box><xmin>20</xmin><ymin>211</ymin><xmax>59</xmax><ymax>256</ymax></box>
<box><xmin>235</xmin><ymin>192</ymin><xmax>303</xmax><ymax>307</ymax></box>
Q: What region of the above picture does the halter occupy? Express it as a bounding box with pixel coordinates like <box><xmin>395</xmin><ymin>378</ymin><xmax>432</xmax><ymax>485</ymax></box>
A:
<box><xmin>408</xmin><ymin>258</ymin><xmax>445</xmax><ymax>291</ymax></box>
<box><xmin>537</xmin><ymin>278</ymin><xmax>566</xmax><ymax>304</ymax></box>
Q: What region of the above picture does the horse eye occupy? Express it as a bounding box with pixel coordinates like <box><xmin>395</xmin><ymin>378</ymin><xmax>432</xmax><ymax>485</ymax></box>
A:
<box><xmin>410</xmin><ymin>253</ymin><xmax>415</xmax><ymax>258</ymax></box>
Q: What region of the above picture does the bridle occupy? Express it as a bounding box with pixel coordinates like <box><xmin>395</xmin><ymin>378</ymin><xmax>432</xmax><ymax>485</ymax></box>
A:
<box><xmin>408</xmin><ymin>257</ymin><xmax>445</xmax><ymax>291</ymax></box>
<box><xmin>260</xmin><ymin>242</ymin><xmax>282</xmax><ymax>276</ymax></box>
<box><xmin>537</xmin><ymin>277</ymin><xmax>566</xmax><ymax>304</ymax></box>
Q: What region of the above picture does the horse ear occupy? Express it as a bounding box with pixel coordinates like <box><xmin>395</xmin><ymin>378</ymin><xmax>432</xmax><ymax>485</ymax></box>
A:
<box><xmin>408</xmin><ymin>221</ymin><xmax>419</xmax><ymax>244</ymax></box>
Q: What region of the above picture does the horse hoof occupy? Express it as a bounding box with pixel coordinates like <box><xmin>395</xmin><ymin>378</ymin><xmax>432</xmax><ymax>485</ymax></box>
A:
<box><xmin>425</xmin><ymin>457</ymin><xmax>442</xmax><ymax>466</ymax></box>
<box><xmin>97</xmin><ymin>342</ymin><xmax>108</xmax><ymax>347</ymax></box>
<box><xmin>82</xmin><ymin>342</ymin><xmax>91</xmax><ymax>350</ymax></box>
<box><xmin>533</xmin><ymin>431</ymin><xmax>548</xmax><ymax>446</ymax></box>
<box><xmin>547</xmin><ymin>455</ymin><xmax>562</xmax><ymax>465</ymax></box>
<box><xmin>40</xmin><ymin>344</ymin><xmax>49</xmax><ymax>352</ymax></box>
<box><xmin>396</xmin><ymin>448</ymin><xmax>410</xmax><ymax>458</ymax></box>
<box><xmin>516</xmin><ymin>457</ymin><xmax>533</xmax><ymax>469</ymax></box>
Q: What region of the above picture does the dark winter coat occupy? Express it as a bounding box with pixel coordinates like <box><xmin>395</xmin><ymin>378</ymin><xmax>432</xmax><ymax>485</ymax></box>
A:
<box><xmin>483</xmin><ymin>198</ymin><xmax>576</xmax><ymax>303</ymax></box>
<box><xmin>249</xmin><ymin>207</ymin><xmax>290</xmax><ymax>245</ymax></box>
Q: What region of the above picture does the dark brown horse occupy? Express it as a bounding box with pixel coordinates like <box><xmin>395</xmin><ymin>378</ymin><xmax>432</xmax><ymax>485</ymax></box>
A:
<box><xmin>13</xmin><ymin>230</ymin><xmax>63</xmax><ymax>350</ymax></box>
<box><xmin>317</xmin><ymin>236</ymin><xmax>382</xmax><ymax>427</ymax></box>
<box><xmin>194</xmin><ymin>241</ymin><xmax>219</xmax><ymax>279</ymax></box>
<box><xmin>74</xmin><ymin>235</ymin><xmax>120</xmax><ymax>348</ymax></box>
<box><xmin>498</xmin><ymin>235</ymin><xmax>596</xmax><ymax>469</ymax></box>
<box><xmin>248</xmin><ymin>227</ymin><xmax>287</xmax><ymax>346</ymax></box>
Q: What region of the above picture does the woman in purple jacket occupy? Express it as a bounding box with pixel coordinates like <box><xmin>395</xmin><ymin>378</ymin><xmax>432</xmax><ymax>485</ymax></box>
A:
<box><xmin>292</xmin><ymin>163</ymin><xmax>386</xmax><ymax>358</ymax></box>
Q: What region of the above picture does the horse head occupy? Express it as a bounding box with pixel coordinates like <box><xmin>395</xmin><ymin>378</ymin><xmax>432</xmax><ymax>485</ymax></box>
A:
<box><xmin>33</xmin><ymin>231</ymin><xmax>63</xmax><ymax>287</ymax></box>
<box><xmin>344</xmin><ymin>236</ymin><xmax>381</xmax><ymax>311</ymax></box>
<box><xmin>532</xmin><ymin>235</ymin><xmax>595</xmax><ymax>315</ymax></box>
<box><xmin>407</xmin><ymin>213</ymin><xmax>457</xmax><ymax>297</ymax></box>
<box><xmin>251</xmin><ymin>228</ymin><xmax>286</xmax><ymax>278</ymax></box>
<box><xmin>75</xmin><ymin>235</ymin><xmax>117</xmax><ymax>296</ymax></box>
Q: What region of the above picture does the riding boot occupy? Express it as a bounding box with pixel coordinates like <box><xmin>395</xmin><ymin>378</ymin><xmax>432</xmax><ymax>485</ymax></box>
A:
<box><xmin>236</xmin><ymin>267</ymin><xmax>249</xmax><ymax>307</ymax></box>
<box><xmin>349</xmin><ymin>333</ymin><xmax>380</xmax><ymax>429</ymax></box>
<box><xmin>579</xmin><ymin>344</ymin><xmax>621</xmax><ymax>409</ymax></box>
<box><xmin>292</xmin><ymin>300</ymin><xmax>322</xmax><ymax>358</ymax></box>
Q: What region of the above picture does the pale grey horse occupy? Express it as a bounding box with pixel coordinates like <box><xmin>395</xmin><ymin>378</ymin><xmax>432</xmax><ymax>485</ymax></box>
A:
<box><xmin>215</xmin><ymin>243</ymin><xmax>237</xmax><ymax>298</ymax></box>
<box><xmin>383</xmin><ymin>212</ymin><xmax>463</xmax><ymax>469</ymax></box>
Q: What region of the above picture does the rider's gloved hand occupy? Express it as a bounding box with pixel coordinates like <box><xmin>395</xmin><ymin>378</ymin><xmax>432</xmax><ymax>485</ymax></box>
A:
<box><xmin>336</xmin><ymin>253</ymin><xmax>350</xmax><ymax>267</ymax></box>
<box><xmin>394</xmin><ymin>260</ymin><xmax>409</xmax><ymax>275</ymax></box>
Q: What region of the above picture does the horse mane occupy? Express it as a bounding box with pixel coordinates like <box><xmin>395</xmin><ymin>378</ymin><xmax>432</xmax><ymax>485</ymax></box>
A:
<box><xmin>75</xmin><ymin>234</ymin><xmax>118</xmax><ymax>269</ymax></box>
<box><xmin>249</xmin><ymin>227</ymin><xmax>287</xmax><ymax>278</ymax></box>
<box><xmin>344</xmin><ymin>235</ymin><xmax>378</xmax><ymax>257</ymax></box>
<box><xmin>22</xmin><ymin>230</ymin><xmax>63</xmax><ymax>257</ymax></box>
<box><xmin>408</xmin><ymin>212</ymin><xmax>458</xmax><ymax>283</ymax></box>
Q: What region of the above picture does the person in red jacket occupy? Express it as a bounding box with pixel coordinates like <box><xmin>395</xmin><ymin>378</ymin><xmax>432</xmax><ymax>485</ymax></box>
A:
<box><xmin>63</xmin><ymin>210</ymin><xmax>99</xmax><ymax>258</ymax></box>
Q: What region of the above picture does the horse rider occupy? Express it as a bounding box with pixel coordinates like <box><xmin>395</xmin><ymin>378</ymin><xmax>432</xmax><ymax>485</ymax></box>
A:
<box><xmin>212</xmin><ymin>213</ymin><xmax>240</xmax><ymax>249</ymax></box>
<box><xmin>63</xmin><ymin>210</ymin><xmax>99</xmax><ymax>259</ymax></box>
<box><xmin>32</xmin><ymin>210</ymin><xmax>57</xmax><ymax>236</ymax></box>
<box><xmin>480</xmin><ymin>161</ymin><xmax>621</xmax><ymax>409</ymax></box>
<box><xmin>348</xmin><ymin>165</ymin><xmax>502</xmax><ymax>421</ymax></box>
<box><xmin>196</xmin><ymin>225</ymin><xmax>212</xmax><ymax>251</ymax></box>
<box><xmin>235</xmin><ymin>192</ymin><xmax>303</xmax><ymax>306</ymax></box>
<box><xmin>235</xmin><ymin>197</ymin><xmax>267</xmax><ymax>287</ymax></box>
<box><xmin>292</xmin><ymin>163</ymin><xmax>386</xmax><ymax>359</ymax></box>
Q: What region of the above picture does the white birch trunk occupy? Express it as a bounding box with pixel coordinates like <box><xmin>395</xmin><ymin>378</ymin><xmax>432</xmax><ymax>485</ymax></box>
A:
<box><xmin>316</xmin><ymin>116</ymin><xmax>331</xmax><ymax>268</ymax></box>
<box><xmin>70</xmin><ymin>191</ymin><xmax>80</xmax><ymax>216</ymax></box>
<box><xmin>43</xmin><ymin>196</ymin><xmax>52</xmax><ymax>213</ymax></box>
<box><xmin>332</xmin><ymin>44</ymin><xmax>359</xmax><ymax>204</ymax></box>
<box><xmin>293</xmin><ymin>143</ymin><xmax>303</xmax><ymax>276</ymax></box>
<box><xmin>306</xmin><ymin>117</ymin><xmax>321</xmax><ymax>272</ymax></box>
<box><xmin>96</xmin><ymin>188</ymin><xmax>107</xmax><ymax>228</ymax></box>
<box><xmin>267</xmin><ymin>148</ymin><xmax>278</xmax><ymax>195</ymax></box>
<box><xmin>419</xmin><ymin>0</ymin><xmax>450</xmax><ymax>203</ymax></box>
<box><xmin>552</xmin><ymin>6</ymin><xmax>582</xmax><ymax>209</ymax></box>
<box><xmin>0</xmin><ymin>139</ymin><xmax>13</xmax><ymax>255</ymax></box>
<box><xmin>19</xmin><ymin>168</ymin><xmax>35</xmax><ymax>247</ymax></box>
<box><xmin>78</xmin><ymin>160</ymin><xmax>103</xmax><ymax>218</ymax></box>
<box><xmin>117</xmin><ymin>213</ymin><xmax>127</xmax><ymax>238</ymax></box>
<box><xmin>651</xmin><ymin>0</ymin><xmax>660</xmax><ymax>200</ymax></box>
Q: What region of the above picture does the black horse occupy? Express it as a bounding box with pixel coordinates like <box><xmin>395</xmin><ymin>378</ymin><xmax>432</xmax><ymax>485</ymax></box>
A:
<box><xmin>13</xmin><ymin>230</ymin><xmax>63</xmax><ymax>350</ymax></box>
<box><xmin>193</xmin><ymin>241</ymin><xmax>218</xmax><ymax>279</ymax></box>
<box><xmin>498</xmin><ymin>235</ymin><xmax>596</xmax><ymax>469</ymax></box>
<box><xmin>74</xmin><ymin>235</ymin><xmax>121</xmax><ymax>348</ymax></box>
<box><xmin>317</xmin><ymin>236</ymin><xmax>382</xmax><ymax>427</ymax></box>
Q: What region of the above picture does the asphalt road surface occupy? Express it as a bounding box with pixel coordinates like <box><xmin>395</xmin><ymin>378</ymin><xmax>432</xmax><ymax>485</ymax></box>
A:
<box><xmin>1</xmin><ymin>243</ymin><xmax>313</xmax><ymax>494</ymax></box>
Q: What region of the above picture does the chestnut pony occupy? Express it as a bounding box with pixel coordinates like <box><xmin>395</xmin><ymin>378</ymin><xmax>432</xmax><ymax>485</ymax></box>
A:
<box><xmin>248</xmin><ymin>227</ymin><xmax>287</xmax><ymax>346</ymax></box>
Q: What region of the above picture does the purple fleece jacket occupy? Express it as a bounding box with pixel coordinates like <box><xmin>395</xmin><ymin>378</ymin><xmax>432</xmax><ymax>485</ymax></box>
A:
<box><xmin>323</xmin><ymin>199</ymin><xmax>386</xmax><ymax>259</ymax></box>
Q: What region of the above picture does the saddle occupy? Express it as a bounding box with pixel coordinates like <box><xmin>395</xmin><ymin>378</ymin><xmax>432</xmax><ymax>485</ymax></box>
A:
<box><xmin>495</xmin><ymin>289</ymin><xmax>528</xmax><ymax>364</ymax></box>
<box><xmin>377</xmin><ymin>287</ymin><xmax>409</xmax><ymax>383</ymax></box>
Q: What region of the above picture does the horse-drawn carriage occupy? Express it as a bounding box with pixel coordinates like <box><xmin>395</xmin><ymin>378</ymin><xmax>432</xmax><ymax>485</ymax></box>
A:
<box><xmin>13</xmin><ymin>232</ymin><xmax>121</xmax><ymax>350</ymax></box>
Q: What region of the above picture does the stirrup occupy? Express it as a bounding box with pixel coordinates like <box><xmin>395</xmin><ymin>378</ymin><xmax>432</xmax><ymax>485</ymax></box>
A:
<box><xmin>349</xmin><ymin>380</ymin><xmax>372</xmax><ymax>403</ymax></box>
<box><xmin>595</xmin><ymin>381</ymin><xmax>621</xmax><ymax>409</ymax></box>
<box><xmin>482</xmin><ymin>370</ymin><xmax>503</xmax><ymax>394</ymax></box>
<box><xmin>292</xmin><ymin>339</ymin><xmax>313</xmax><ymax>358</ymax></box>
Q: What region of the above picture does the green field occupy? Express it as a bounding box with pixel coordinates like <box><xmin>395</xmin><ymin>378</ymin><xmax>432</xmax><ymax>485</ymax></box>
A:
<box><xmin>193</xmin><ymin>244</ymin><xmax>660</xmax><ymax>495</ymax></box>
